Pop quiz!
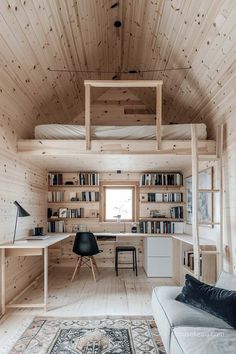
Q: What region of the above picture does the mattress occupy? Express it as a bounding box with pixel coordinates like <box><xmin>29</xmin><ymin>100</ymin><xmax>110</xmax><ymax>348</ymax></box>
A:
<box><xmin>35</xmin><ymin>124</ymin><xmax>207</xmax><ymax>140</ymax></box>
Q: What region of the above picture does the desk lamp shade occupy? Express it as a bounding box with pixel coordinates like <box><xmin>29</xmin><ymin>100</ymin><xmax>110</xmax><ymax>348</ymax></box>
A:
<box><xmin>13</xmin><ymin>201</ymin><xmax>30</xmax><ymax>243</ymax></box>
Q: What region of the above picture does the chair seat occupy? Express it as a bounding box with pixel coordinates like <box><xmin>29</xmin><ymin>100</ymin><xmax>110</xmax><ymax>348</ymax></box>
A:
<box><xmin>116</xmin><ymin>246</ymin><xmax>136</xmax><ymax>251</ymax></box>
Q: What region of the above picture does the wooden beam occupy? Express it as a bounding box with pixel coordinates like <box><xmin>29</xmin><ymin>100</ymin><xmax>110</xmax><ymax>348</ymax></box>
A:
<box><xmin>85</xmin><ymin>83</ymin><xmax>91</xmax><ymax>150</ymax></box>
<box><xmin>17</xmin><ymin>139</ymin><xmax>216</xmax><ymax>156</ymax></box>
<box><xmin>84</xmin><ymin>80</ymin><xmax>163</xmax><ymax>88</ymax></box>
<box><xmin>216</xmin><ymin>124</ymin><xmax>224</xmax><ymax>275</ymax></box>
<box><xmin>156</xmin><ymin>85</ymin><xmax>162</xmax><ymax>150</ymax></box>
<box><xmin>44</xmin><ymin>247</ymin><xmax>48</xmax><ymax>312</ymax></box>
<box><xmin>191</xmin><ymin>124</ymin><xmax>200</xmax><ymax>280</ymax></box>
<box><xmin>1</xmin><ymin>249</ymin><xmax>5</xmax><ymax>316</ymax></box>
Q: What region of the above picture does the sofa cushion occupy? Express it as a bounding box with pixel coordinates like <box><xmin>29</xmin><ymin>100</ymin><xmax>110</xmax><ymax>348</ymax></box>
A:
<box><xmin>153</xmin><ymin>286</ymin><xmax>232</xmax><ymax>330</ymax></box>
<box><xmin>176</xmin><ymin>274</ymin><xmax>236</xmax><ymax>329</ymax></box>
<box><xmin>171</xmin><ymin>327</ymin><xmax>236</xmax><ymax>354</ymax></box>
<box><xmin>152</xmin><ymin>288</ymin><xmax>176</xmax><ymax>352</ymax></box>
<box><xmin>216</xmin><ymin>271</ymin><xmax>236</xmax><ymax>291</ymax></box>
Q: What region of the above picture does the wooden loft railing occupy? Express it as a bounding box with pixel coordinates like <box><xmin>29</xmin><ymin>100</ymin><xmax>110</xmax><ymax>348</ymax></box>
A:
<box><xmin>84</xmin><ymin>80</ymin><xmax>163</xmax><ymax>151</ymax></box>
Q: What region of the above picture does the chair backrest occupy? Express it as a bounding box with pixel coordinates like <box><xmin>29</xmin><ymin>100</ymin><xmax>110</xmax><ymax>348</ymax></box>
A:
<box><xmin>73</xmin><ymin>232</ymin><xmax>99</xmax><ymax>256</ymax></box>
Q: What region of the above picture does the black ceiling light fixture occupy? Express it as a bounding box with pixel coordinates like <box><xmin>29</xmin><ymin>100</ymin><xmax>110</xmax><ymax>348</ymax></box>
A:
<box><xmin>114</xmin><ymin>20</ymin><xmax>122</xmax><ymax>28</ymax></box>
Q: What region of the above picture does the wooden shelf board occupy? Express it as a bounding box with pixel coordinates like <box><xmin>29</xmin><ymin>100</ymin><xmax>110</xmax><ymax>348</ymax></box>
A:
<box><xmin>139</xmin><ymin>218</ymin><xmax>184</xmax><ymax>221</ymax></box>
<box><xmin>48</xmin><ymin>201</ymin><xmax>99</xmax><ymax>204</ymax></box>
<box><xmin>140</xmin><ymin>201</ymin><xmax>185</xmax><ymax>205</ymax></box>
<box><xmin>48</xmin><ymin>185</ymin><xmax>99</xmax><ymax>188</ymax></box>
<box><xmin>140</xmin><ymin>233</ymin><xmax>184</xmax><ymax>236</ymax></box>
<box><xmin>48</xmin><ymin>217</ymin><xmax>99</xmax><ymax>221</ymax></box>
<box><xmin>139</xmin><ymin>185</ymin><xmax>184</xmax><ymax>193</ymax></box>
<box><xmin>182</xmin><ymin>265</ymin><xmax>194</xmax><ymax>275</ymax></box>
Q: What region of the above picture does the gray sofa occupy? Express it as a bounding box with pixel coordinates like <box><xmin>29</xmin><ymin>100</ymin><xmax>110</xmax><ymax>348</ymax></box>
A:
<box><xmin>152</xmin><ymin>272</ymin><xmax>236</xmax><ymax>354</ymax></box>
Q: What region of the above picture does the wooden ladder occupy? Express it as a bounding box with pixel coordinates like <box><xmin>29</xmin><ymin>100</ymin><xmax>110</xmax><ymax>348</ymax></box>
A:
<box><xmin>191</xmin><ymin>124</ymin><xmax>224</xmax><ymax>280</ymax></box>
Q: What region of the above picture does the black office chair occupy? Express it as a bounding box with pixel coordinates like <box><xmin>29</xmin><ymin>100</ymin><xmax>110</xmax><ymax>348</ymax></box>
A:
<box><xmin>71</xmin><ymin>232</ymin><xmax>102</xmax><ymax>282</ymax></box>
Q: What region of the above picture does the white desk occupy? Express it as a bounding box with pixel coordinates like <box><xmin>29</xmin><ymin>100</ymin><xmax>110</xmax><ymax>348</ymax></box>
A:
<box><xmin>0</xmin><ymin>233</ymin><xmax>71</xmax><ymax>314</ymax></box>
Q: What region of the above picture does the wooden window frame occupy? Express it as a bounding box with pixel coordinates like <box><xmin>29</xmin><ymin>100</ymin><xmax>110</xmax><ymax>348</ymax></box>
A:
<box><xmin>100</xmin><ymin>181</ymin><xmax>139</xmax><ymax>222</ymax></box>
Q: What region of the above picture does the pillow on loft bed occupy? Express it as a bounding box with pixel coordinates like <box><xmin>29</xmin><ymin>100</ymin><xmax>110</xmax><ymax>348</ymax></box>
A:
<box><xmin>34</xmin><ymin>123</ymin><xmax>207</xmax><ymax>140</ymax></box>
<box><xmin>175</xmin><ymin>274</ymin><xmax>236</xmax><ymax>329</ymax></box>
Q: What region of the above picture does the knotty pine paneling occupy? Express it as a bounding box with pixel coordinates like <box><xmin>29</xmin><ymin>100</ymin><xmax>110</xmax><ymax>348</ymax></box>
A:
<box><xmin>0</xmin><ymin>114</ymin><xmax>48</xmax><ymax>310</ymax></box>
<box><xmin>0</xmin><ymin>1</ymin><xmax>235</xmax><ymax>132</ymax></box>
<box><xmin>71</xmin><ymin>88</ymin><xmax>156</xmax><ymax>126</ymax></box>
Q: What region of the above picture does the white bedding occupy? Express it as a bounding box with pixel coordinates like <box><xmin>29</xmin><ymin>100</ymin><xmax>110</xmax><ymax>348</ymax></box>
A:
<box><xmin>35</xmin><ymin>124</ymin><xmax>207</xmax><ymax>140</ymax></box>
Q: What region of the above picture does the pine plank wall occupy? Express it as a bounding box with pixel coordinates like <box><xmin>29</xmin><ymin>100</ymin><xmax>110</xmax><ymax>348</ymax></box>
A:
<box><xmin>0</xmin><ymin>115</ymin><xmax>48</xmax><ymax>307</ymax></box>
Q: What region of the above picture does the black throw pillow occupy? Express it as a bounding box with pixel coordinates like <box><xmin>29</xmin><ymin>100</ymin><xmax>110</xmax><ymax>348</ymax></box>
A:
<box><xmin>175</xmin><ymin>274</ymin><xmax>236</xmax><ymax>329</ymax></box>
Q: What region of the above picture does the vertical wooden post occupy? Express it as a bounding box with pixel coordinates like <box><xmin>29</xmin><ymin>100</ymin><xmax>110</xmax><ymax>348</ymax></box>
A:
<box><xmin>216</xmin><ymin>124</ymin><xmax>224</xmax><ymax>275</ymax></box>
<box><xmin>1</xmin><ymin>249</ymin><xmax>5</xmax><ymax>315</ymax></box>
<box><xmin>156</xmin><ymin>84</ymin><xmax>162</xmax><ymax>150</ymax></box>
<box><xmin>191</xmin><ymin>124</ymin><xmax>200</xmax><ymax>280</ymax></box>
<box><xmin>85</xmin><ymin>83</ymin><xmax>91</xmax><ymax>150</ymax></box>
<box><xmin>44</xmin><ymin>247</ymin><xmax>48</xmax><ymax>312</ymax></box>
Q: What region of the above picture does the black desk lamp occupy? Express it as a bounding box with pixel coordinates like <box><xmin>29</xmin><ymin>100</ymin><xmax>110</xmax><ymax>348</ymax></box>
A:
<box><xmin>13</xmin><ymin>201</ymin><xmax>30</xmax><ymax>243</ymax></box>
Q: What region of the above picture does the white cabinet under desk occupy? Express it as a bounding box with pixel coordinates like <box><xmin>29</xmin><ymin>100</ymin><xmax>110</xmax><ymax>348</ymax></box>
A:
<box><xmin>143</xmin><ymin>236</ymin><xmax>172</xmax><ymax>277</ymax></box>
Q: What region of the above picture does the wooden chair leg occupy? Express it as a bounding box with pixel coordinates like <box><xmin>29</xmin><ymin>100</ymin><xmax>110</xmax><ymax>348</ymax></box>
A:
<box><xmin>92</xmin><ymin>256</ymin><xmax>100</xmax><ymax>274</ymax></box>
<box><xmin>90</xmin><ymin>257</ymin><xmax>96</xmax><ymax>282</ymax></box>
<box><xmin>71</xmin><ymin>256</ymin><xmax>82</xmax><ymax>282</ymax></box>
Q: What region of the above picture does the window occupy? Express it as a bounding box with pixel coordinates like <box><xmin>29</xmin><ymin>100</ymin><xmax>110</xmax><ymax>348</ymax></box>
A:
<box><xmin>104</xmin><ymin>187</ymin><xmax>134</xmax><ymax>221</ymax></box>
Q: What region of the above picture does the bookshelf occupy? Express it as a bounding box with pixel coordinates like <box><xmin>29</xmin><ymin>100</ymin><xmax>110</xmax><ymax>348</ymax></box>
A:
<box><xmin>48</xmin><ymin>172</ymin><xmax>100</xmax><ymax>233</ymax></box>
<box><xmin>139</xmin><ymin>172</ymin><xmax>184</xmax><ymax>234</ymax></box>
<box><xmin>173</xmin><ymin>235</ymin><xmax>217</xmax><ymax>284</ymax></box>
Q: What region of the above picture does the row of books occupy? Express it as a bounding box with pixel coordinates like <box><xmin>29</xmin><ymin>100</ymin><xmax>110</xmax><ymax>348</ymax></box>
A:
<box><xmin>48</xmin><ymin>172</ymin><xmax>99</xmax><ymax>186</ymax></box>
<box><xmin>139</xmin><ymin>221</ymin><xmax>184</xmax><ymax>234</ymax></box>
<box><xmin>170</xmin><ymin>207</ymin><xmax>183</xmax><ymax>219</ymax></box>
<box><xmin>48</xmin><ymin>191</ymin><xmax>65</xmax><ymax>202</ymax></box>
<box><xmin>60</xmin><ymin>208</ymin><xmax>85</xmax><ymax>218</ymax></box>
<box><xmin>48</xmin><ymin>173</ymin><xmax>63</xmax><ymax>186</ymax></box>
<box><xmin>78</xmin><ymin>173</ymin><xmax>99</xmax><ymax>186</ymax></box>
<box><xmin>140</xmin><ymin>173</ymin><xmax>183</xmax><ymax>186</ymax></box>
<box><xmin>183</xmin><ymin>250</ymin><xmax>202</xmax><ymax>275</ymax></box>
<box><xmin>48</xmin><ymin>220</ymin><xmax>65</xmax><ymax>233</ymax></box>
<box><xmin>81</xmin><ymin>191</ymin><xmax>99</xmax><ymax>202</ymax></box>
<box><xmin>146</xmin><ymin>192</ymin><xmax>183</xmax><ymax>203</ymax></box>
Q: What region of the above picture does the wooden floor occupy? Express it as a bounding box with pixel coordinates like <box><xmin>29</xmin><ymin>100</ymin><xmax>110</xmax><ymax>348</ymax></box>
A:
<box><xmin>0</xmin><ymin>266</ymin><xmax>177</xmax><ymax>353</ymax></box>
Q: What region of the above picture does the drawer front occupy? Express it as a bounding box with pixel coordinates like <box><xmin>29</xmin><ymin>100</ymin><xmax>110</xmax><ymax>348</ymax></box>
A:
<box><xmin>147</xmin><ymin>237</ymin><xmax>172</xmax><ymax>257</ymax></box>
<box><xmin>145</xmin><ymin>256</ymin><xmax>172</xmax><ymax>277</ymax></box>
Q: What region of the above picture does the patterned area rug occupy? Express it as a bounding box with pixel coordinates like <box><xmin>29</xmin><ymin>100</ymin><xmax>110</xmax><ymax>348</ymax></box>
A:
<box><xmin>10</xmin><ymin>316</ymin><xmax>166</xmax><ymax>354</ymax></box>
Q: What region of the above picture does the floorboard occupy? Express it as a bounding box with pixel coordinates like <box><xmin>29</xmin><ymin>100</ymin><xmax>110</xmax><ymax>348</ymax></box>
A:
<box><xmin>0</xmin><ymin>266</ymin><xmax>177</xmax><ymax>353</ymax></box>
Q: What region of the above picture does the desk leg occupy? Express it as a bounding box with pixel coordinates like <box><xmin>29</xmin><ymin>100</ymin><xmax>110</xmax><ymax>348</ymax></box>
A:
<box><xmin>44</xmin><ymin>247</ymin><xmax>48</xmax><ymax>312</ymax></box>
<box><xmin>1</xmin><ymin>249</ymin><xmax>5</xmax><ymax>315</ymax></box>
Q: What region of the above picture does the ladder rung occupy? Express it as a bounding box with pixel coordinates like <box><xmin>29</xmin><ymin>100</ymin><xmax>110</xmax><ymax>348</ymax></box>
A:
<box><xmin>198</xmin><ymin>189</ymin><xmax>220</xmax><ymax>192</ymax></box>
<box><xmin>200</xmin><ymin>251</ymin><xmax>220</xmax><ymax>255</ymax></box>
<box><xmin>198</xmin><ymin>157</ymin><xmax>219</xmax><ymax>162</ymax></box>
<box><xmin>199</xmin><ymin>222</ymin><xmax>221</xmax><ymax>225</ymax></box>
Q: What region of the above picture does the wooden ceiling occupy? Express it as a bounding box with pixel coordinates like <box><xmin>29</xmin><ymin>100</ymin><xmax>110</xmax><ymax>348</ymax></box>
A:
<box><xmin>0</xmin><ymin>0</ymin><xmax>235</xmax><ymax>138</ymax></box>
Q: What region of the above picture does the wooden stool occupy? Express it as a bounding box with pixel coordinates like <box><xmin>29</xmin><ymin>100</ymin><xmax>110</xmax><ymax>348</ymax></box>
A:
<box><xmin>115</xmin><ymin>246</ymin><xmax>138</xmax><ymax>276</ymax></box>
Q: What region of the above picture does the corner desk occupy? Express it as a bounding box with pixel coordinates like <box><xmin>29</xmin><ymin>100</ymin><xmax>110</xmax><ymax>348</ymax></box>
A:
<box><xmin>0</xmin><ymin>232</ymin><xmax>173</xmax><ymax>314</ymax></box>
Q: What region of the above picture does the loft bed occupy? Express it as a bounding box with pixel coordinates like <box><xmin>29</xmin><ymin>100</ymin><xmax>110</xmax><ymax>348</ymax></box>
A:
<box><xmin>17</xmin><ymin>80</ymin><xmax>216</xmax><ymax>156</ymax></box>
